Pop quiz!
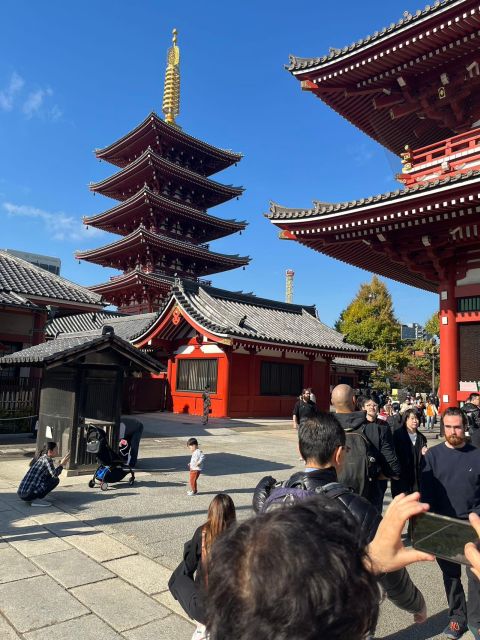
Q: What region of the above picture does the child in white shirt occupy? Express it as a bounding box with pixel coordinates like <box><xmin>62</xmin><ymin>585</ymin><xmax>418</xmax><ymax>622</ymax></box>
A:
<box><xmin>187</xmin><ymin>437</ymin><xmax>205</xmax><ymax>496</ymax></box>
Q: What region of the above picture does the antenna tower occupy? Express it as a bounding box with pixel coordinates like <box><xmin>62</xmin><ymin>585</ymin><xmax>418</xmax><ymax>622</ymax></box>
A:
<box><xmin>285</xmin><ymin>269</ymin><xmax>294</xmax><ymax>303</ymax></box>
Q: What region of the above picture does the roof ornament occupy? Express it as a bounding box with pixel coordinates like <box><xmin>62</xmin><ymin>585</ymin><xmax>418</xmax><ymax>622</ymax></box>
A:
<box><xmin>162</xmin><ymin>28</ymin><xmax>181</xmax><ymax>127</ymax></box>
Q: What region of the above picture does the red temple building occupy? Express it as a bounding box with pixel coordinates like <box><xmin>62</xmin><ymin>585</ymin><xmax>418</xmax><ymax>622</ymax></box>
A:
<box><xmin>268</xmin><ymin>0</ymin><xmax>480</xmax><ymax>410</ymax></box>
<box><xmin>76</xmin><ymin>30</ymin><xmax>249</xmax><ymax>314</ymax></box>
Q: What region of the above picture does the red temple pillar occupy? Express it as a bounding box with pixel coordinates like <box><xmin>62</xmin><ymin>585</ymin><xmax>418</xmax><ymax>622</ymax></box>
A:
<box><xmin>439</xmin><ymin>278</ymin><xmax>458</xmax><ymax>411</ymax></box>
<box><xmin>317</xmin><ymin>356</ymin><xmax>332</xmax><ymax>411</ymax></box>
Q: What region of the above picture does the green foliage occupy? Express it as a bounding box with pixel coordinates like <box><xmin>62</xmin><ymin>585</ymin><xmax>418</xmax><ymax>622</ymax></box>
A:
<box><xmin>425</xmin><ymin>312</ymin><xmax>440</xmax><ymax>338</ymax></box>
<box><xmin>336</xmin><ymin>277</ymin><xmax>439</xmax><ymax>392</ymax></box>
<box><xmin>336</xmin><ymin>276</ymin><xmax>400</xmax><ymax>349</ymax></box>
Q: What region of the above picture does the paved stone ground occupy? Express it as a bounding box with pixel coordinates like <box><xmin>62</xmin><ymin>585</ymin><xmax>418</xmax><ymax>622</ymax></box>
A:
<box><xmin>0</xmin><ymin>413</ymin><xmax>474</xmax><ymax>639</ymax></box>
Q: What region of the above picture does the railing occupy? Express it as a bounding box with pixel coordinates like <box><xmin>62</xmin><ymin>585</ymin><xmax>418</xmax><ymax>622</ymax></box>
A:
<box><xmin>0</xmin><ymin>377</ymin><xmax>41</xmax><ymax>433</ymax></box>
<box><xmin>409</xmin><ymin>128</ymin><xmax>480</xmax><ymax>168</ymax></box>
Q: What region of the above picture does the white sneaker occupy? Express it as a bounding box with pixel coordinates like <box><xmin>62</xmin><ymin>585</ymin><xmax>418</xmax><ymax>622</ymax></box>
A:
<box><xmin>31</xmin><ymin>500</ymin><xmax>52</xmax><ymax>507</ymax></box>
<box><xmin>191</xmin><ymin>623</ymin><xmax>208</xmax><ymax>640</ymax></box>
<box><xmin>186</xmin><ymin>490</ymin><xmax>197</xmax><ymax>496</ymax></box>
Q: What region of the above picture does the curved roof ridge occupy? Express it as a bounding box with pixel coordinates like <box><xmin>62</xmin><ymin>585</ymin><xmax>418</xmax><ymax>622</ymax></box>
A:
<box><xmin>76</xmin><ymin>226</ymin><xmax>250</xmax><ymax>264</ymax></box>
<box><xmin>287</xmin><ymin>0</ymin><xmax>462</xmax><ymax>72</ymax></box>
<box><xmin>84</xmin><ymin>186</ymin><xmax>248</xmax><ymax>228</ymax></box>
<box><xmin>267</xmin><ymin>169</ymin><xmax>480</xmax><ymax>220</ymax></box>
<box><xmin>96</xmin><ymin>111</ymin><xmax>243</xmax><ymax>162</ymax></box>
<box><xmin>90</xmin><ymin>146</ymin><xmax>244</xmax><ymax>195</ymax></box>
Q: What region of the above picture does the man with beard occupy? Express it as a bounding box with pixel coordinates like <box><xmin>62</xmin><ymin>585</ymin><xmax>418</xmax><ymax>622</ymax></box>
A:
<box><xmin>420</xmin><ymin>407</ymin><xmax>480</xmax><ymax>640</ymax></box>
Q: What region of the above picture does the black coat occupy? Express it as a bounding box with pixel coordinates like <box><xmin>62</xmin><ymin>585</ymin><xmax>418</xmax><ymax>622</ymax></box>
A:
<box><xmin>391</xmin><ymin>427</ymin><xmax>427</xmax><ymax>496</ymax></box>
<box><xmin>252</xmin><ymin>468</ymin><xmax>424</xmax><ymax>616</ymax></box>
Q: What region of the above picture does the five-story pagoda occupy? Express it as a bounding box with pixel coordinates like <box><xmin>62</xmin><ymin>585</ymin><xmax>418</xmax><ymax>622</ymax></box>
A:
<box><xmin>77</xmin><ymin>30</ymin><xmax>249</xmax><ymax>314</ymax></box>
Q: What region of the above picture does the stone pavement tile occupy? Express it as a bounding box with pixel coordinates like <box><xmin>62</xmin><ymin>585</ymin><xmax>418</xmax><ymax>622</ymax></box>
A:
<box><xmin>71</xmin><ymin>578</ymin><xmax>170</xmax><ymax>632</ymax></box>
<box><xmin>8</xmin><ymin>528</ymin><xmax>72</xmax><ymax>557</ymax></box>
<box><xmin>43</xmin><ymin>519</ymin><xmax>95</xmax><ymax>537</ymax></box>
<box><xmin>124</xmin><ymin>614</ymin><xmax>195</xmax><ymax>640</ymax></box>
<box><xmin>23</xmin><ymin>614</ymin><xmax>124</xmax><ymax>640</ymax></box>
<box><xmin>104</xmin><ymin>554</ymin><xmax>171</xmax><ymax>594</ymax></box>
<box><xmin>67</xmin><ymin>531</ymin><xmax>137</xmax><ymax>562</ymax></box>
<box><xmin>154</xmin><ymin>590</ymin><xmax>191</xmax><ymax>621</ymax></box>
<box><xmin>0</xmin><ymin>574</ymin><xmax>88</xmax><ymax>633</ymax></box>
<box><xmin>0</xmin><ymin>547</ymin><xmax>43</xmax><ymax>583</ymax></box>
<box><xmin>32</xmin><ymin>548</ymin><xmax>115</xmax><ymax>588</ymax></box>
<box><xmin>0</xmin><ymin>613</ymin><xmax>22</xmax><ymax>639</ymax></box>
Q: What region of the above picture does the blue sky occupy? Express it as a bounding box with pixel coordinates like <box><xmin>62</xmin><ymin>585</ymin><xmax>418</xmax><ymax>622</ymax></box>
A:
<box><xmin>0</xmin><ymin>0</ymin><xmax>437</xmax><ymax>327</ymax></box>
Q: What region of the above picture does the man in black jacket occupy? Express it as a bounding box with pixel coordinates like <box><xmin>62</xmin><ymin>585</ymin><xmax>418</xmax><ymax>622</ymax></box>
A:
<box><xmin>331</xmin><ymin>383</ymin><xmax>400</xmax><ymax>510</ymax></box>
<box><xmin>253</xmin><ymin>414</ymin><xmax>426</xmax><ymax>622</ymax></box>
<box><xmin>463</xmin><ymin>393</ymin><xmax>480</xmax><ymax>446</ymax></box>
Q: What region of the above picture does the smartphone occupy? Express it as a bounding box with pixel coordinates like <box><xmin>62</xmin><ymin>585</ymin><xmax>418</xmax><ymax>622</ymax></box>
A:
<box><xmin>412</xmin><ymin>512</ymin><xmax>478</xmax><ymax>565</ymax></box>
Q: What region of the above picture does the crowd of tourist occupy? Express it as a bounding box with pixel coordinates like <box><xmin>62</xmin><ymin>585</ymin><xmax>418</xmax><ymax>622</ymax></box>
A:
<box><xmin>18</xmin><ymin>383</ymin><xmax>480</xmax><ymax>640</ymax></box>
<box><xmin>163</xmin><ymin>384</ymin><xmax>480</xmax><ymax>640</ymax></box>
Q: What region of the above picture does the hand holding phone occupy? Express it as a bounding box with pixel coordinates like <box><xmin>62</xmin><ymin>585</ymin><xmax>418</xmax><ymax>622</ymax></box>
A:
<box><xmin>412</xmin><ymin>512</ymin><xmax>478</xmax><ymax>565</ymax></box>
<box><xmin>465</xmin><ymin>513</ymin><xmax>480</xmax><ymax>579</ymax></box>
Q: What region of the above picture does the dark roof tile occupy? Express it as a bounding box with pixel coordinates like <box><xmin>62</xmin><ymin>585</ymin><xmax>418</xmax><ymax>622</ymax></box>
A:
<box><xmin>0</xmin><ymin>251</ymin><xmax>103</xmax><ymax>306</ymax></box>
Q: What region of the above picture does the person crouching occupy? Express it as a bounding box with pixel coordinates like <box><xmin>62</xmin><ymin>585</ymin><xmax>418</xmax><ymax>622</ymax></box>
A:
<box><xmin>18</xmin><ymin>441</ymin><xmax>70</xmax><ymax>507</ymax></box>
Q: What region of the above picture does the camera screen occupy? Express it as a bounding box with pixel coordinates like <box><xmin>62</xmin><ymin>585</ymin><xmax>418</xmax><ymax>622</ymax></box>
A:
<box><xmin>412</xmin><ymin>513</ymin><xmax>477</xmax><ymax>565</ymax></box>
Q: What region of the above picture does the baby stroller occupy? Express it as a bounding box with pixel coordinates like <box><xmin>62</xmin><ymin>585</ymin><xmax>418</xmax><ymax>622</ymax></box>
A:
<box><xmin>86</xmin><ymin>425</ymin><xmax>135</xmax><ymax>491</ymax></box>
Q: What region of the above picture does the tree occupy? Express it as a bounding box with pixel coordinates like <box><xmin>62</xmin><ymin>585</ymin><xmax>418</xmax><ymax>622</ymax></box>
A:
<box><xmin>425</xmin><ymin>312</ymin><xmax>439</xmax><ymax>338</ymax></box>
<box><xmin>336</xmin><ymin>276</ymin><xmax>400</xmax><ymax>349</ymax></box>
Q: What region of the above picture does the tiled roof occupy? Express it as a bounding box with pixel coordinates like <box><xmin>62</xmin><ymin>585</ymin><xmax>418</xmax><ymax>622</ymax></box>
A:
<box><xmin>0</xmin><ymin>290</ymin><xmax>37</xmax><ymax>308</ymax></box>
<box><xmin>47</xmin><ymin>311</ymin><xmax>162</xmax><ymax>343</ymax></box>
<box><xmin>171</xmin><ymin>281</ymin><xmax>367</xmax><ymax>353</ymax></box>
<box><xmin>96</xmin><ymin>112</ymin><xmax>242</xmax><ymax>168</ymax></box>
<box><xmin>45</xmin><ymin>310</ymin><xmax>124</xmax><ymax>338</ymax></box>
<box><xmin>76</xmin><ymin>226</ymin><xmax>250</xmax><ymax>271</ymax></box>
<box><xmin>0</xmin><ymin>331</ymin><xmax>161</xmax><ymax>372</ymax></box>
<box><xmin>287</xmin><ymin>0</ymin><xmax>460</xmax><ymax>72</ymax></box>
<box><xmin>0</xmin><ymin>251</ymin><xmax>103</xmax><ymax>307</ymax></box>
<box><xmin>332</xmin><ymin>357</ymin><xmax>377</xmax><ymax>369</ymax></box>
<box><xmin>267</xmin><ymin>169</ymin><xmax>480</xmax><ymax>221</ymax></box>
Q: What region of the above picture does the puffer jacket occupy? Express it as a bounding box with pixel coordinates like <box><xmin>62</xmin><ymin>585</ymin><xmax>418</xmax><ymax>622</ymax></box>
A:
<box><xmin>252</xmin><ymin>467</ymin><xmax>425</xmax><ymax>616</ymax></box>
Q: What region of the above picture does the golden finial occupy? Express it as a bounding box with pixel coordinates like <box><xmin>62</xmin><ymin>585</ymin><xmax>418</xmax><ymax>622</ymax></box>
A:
<box><xmin>162</xmin><ymin>28</ymin><xmax>180</xmax><ymax>126</ymax></box>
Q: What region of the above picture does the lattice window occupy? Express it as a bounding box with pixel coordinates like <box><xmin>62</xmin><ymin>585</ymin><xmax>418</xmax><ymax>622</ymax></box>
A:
<box><xmin>176</xmin><ymin>358</ymin><xmax>218</xmax><ymax>393</ymax></box>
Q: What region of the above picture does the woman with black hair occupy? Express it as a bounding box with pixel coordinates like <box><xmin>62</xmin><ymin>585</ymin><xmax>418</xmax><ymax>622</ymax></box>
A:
<box><xmin>17</xmin><ymin>441</ymin><xmax>70</xmax><ymax>506</ymax></box>
<box><xmin>169</xmin><ymin>493</ymin><xmax>236</xmax><ymax>640</ymax></box>
<box><xmin>391</xmin><ymin>409</ymin><xmax>428</xmax><ymax>498</ymax></box>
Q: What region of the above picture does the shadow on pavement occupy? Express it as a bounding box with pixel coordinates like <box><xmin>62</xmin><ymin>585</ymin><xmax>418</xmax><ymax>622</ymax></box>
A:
<box><xmin>139</xmin><ymin>452</ymin><xmax>293</xmax><ymax>476</ymax></box>
<box><xmin>378</xmin><ymin>609</ymin><xmax>448</xmax><ymax>640</ymax></box>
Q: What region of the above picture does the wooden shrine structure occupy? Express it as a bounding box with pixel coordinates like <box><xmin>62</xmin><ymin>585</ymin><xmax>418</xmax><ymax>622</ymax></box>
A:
<box><xmin>268</xmin><ymin>0</ymin><xmax>480</xmax><ymax>409</ymax></box>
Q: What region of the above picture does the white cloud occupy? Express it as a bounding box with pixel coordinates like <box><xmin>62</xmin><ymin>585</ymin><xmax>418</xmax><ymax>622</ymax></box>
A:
<box><xmin>22</xmin><ymin>87</ymin><xmax>54</xmax><ymax>118</ymax></box>
<box><xmin>2</xmin><ymin>202</ymin><xmax>103</xmax><ymax>242</ymax></box>
<box><xmin>0</xmin><ymin>72</ymin><xmax>25</xmax><ymax>111</ymax></box>
<box><xmin>0</xmin><ymin>72</ymin><xmax>62</xmax><ymax>121</ymax></box>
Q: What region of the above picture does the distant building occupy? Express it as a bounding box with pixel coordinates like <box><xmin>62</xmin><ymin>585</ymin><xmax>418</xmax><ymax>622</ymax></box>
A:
<box><xmin>4</xmin><ymin>249</ymin><xmax>61</xmax><ymax>276</ymax></box>
<box><xmin>401</xmin><ymin>323</ymin><xmax>428</xmax><ymax>341</ymax></box>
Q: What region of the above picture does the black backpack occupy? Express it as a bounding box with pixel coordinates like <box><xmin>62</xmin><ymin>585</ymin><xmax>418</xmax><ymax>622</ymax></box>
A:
<box><xmin>336</xmin><ymin>426</ymin><xmax>378</xmax><ymax>498</ymax></box>
<box><xmin>262</xmin><ymin>482</ymin><xmax>352</xmax><ymax>512</ymax></box>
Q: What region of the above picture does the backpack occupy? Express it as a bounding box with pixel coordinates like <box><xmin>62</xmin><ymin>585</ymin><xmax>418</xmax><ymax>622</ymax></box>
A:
<box><xmin>336</xmin><ymin>427</ymin><xmax>378</xmax><ymax>498</ymax></box>
<box><xmin>263</xmin><ymin>482</ymin><xmax>352</xmax><ymax>512</ymax></box>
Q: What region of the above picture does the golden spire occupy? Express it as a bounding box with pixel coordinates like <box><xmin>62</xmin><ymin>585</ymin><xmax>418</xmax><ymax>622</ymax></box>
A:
<box><xmin>162</xmin><ymin>28</ymin><xmax>180</xmax><ymax>126</ymax></box>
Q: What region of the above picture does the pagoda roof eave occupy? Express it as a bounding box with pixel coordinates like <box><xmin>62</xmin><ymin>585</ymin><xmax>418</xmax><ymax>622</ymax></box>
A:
<box><xmin>83</xmin><ymin>187</ymin><xmax>247</xmax><ymax>237</ymax></box>
<box><xmin>267</xmin><ymin>169</ymin><xmax>480</xmax><ymax>224</ymax></box>
<box><xmin>287</xmin><ymin>0</ymin><xmax>464</xmax><ymax>74</ymax></box>
<box><xmin>89</xmin><ymin>147</ymin><xmax>244</xmax><ymax>203</ymax></box>
<box><xmin>95</xmin><ymin>112</ymin><xmax>242</xmax><ymax>171</ymax></box>
<box><xmin>88</xmin><ymin>270</ymin><xmax>175</xmax><ymax>295</ymax></box>
<box><xmin>75</xmin><ymin>226</ymin><xmax>250</xmax><ymax>268</ymax></box>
